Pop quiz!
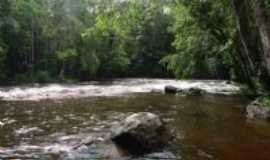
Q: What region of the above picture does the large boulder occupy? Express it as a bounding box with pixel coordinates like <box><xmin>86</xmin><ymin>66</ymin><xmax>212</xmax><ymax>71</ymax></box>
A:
<box><xmin>247</xmin><ymin>101</ymin><xmax>270</xmax><ymax>119</ymax></box>
<box><xmin>110</xmin><ymin>112</ymin><xmax>171</xmax><ymax>155</ymax></box>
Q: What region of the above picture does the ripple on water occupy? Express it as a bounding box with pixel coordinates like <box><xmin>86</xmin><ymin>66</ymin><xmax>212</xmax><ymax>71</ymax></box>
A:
<box><xmin>15</xmin><ymin>126</ymin><xmax>44</xmax><ymax>135</ymax></box>
<box><xmin>1</xmin><ymin>82</ymin><xmax>267</xmax><ymax>160</ymax></box>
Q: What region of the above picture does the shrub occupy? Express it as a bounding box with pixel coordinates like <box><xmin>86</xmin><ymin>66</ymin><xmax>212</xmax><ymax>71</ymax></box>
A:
<box><xmin>32</xmin><ymin>71</ymin><xmax>51</xmax><ymax>83</ymax></box>
<box><xmin>256</xmin><ymin>96</ymin><xmax>270</xmax><ymax>107</ymax></box>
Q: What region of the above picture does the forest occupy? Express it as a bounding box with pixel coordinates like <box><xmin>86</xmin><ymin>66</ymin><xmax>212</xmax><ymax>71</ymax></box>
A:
<box><xmin>1</xmin><ymin>0</ymin><xmax>270</xmax><ymax>92</ymax></box>
<box><xmin>0</xmin><ymin>0</ymin><xmax>254</xmax><ymax>83</ymax></box>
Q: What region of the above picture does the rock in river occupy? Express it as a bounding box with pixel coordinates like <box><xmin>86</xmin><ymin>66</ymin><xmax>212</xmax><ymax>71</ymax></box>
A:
<box><xmin>164</xmin><ymin>85</ymin><xmax>179</xmax><ymax>94</ymax></box>
<box><xmin>165</xmin><ymin>85</ymin><xmax>205</xmax><ymax>96</ymax></box>
<box><xmin>247</xmin><ymin>101</ymin><xmax>270</xmax><ymax>119</ymax></box>
<box><xmin>185</xmin><ymin>87</ymin><xmax>205</xmax><ymax>96</ymax></box>
<box><xmin>110</xmin><ymin>112</ymin><xmax>171</xmax><ymax>155</ymax></box>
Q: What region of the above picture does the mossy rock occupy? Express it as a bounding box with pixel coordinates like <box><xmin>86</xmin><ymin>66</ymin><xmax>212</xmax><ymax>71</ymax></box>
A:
<box><xmin>247</xmin><ymin>96</ymin><xmax>270</xmax><ymax>119</ymax></box>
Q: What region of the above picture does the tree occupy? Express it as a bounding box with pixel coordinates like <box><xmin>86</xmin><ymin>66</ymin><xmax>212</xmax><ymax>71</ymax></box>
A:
<box><xmin>82</xmin><ymin>0</ymin><xmax>174</xmax><ymax>78</ymax></box>
<box><xmin>0</xmin><ymin>0</ymin><xmax>13</xmax><ymax>81</ymax></box>
<box><xmin>161</xmin><ymin>0</ymin><xmax>234</xmax><ymax>79</ymax></box>
<box><xmin>232</xmin><ymin>0</ymin><xmax>270</xmax><ymax>91</ymax></box>
<box><xmin>3</xmin><ymin>0</ymin><xmax>265</xmax><ymax>85</ymax></box>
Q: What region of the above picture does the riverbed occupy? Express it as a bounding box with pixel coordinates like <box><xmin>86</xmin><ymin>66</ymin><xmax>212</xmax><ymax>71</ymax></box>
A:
<box><xmin>0</xmin><ymin>79</ymin><xmax>270</xmax><ymax>160</ymax></box>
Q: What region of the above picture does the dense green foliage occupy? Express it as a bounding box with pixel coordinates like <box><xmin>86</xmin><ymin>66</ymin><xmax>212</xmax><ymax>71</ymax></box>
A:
<box><xmin>0</xmin><ymin>0</ymin><xmax>176</xmax><ymax>83</ymax></box>
<box><xmin>161</xmin><ymin>0</ymin><xmax>234</xmax><ymax>79</ymax></box>
<box><xmin>81</xmin><ymin>0</ymin><xmax>173</xmax><ymax>78</ymax></box>
<box><xmin>1</xmin><ymin>0</ymin><xmax>268</xmax><ymax>86</ymax></box>
<box><xmin>256</xmin><ymin>96</ymin><xmax>270</xmax><ymax>107</ymax></box>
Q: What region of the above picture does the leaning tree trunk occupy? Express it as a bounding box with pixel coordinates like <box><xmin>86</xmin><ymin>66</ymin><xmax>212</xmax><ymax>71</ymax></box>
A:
<box><xmin>252</xmin><ymin>0</ymin><xmax>270</xmax><ymax>77</ymax></box>
<box><xmin>232</xmin><ymin>0</ymin><xmax>270</xmax><ymax>91</ymax></box>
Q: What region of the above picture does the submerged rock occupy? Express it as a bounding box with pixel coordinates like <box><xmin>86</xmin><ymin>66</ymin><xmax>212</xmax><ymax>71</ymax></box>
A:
<box><xmin>150</xmin><ymin>89</ymin><xmax>163</xmax><ymax>93</ymax></box>
<box><xmin>247</xmin><ymin>101</ymin><xmax>270</xmax><ymax>119</ymax></box>
<box><xmin>134</xmin><ymin>151</ymin><xmax>177</xmax><ymax>160</ymax></box>
<box><xmin>185</xmin><ymin>87</ymin><xmax>205</xmax><ymax>96</ymax></box>
<box><xmin>110</xmin><ymin>112</ymin><xmax>171</xmax><ymax>155</ymax></box>
<box><xmin>164</xmin><ymin>85</ymin><xmax>205</xmax><ymax>96</ymax></box>
<box><xmin>165</xmin><ymin>86</ymin><xmax>179</xmax><ymax>94</ymax></box>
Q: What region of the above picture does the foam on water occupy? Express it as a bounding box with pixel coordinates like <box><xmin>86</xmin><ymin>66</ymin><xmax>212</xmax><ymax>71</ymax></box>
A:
<box><xmin>0</xmin><ymin>79</ymin><xmax>240</xmax><ymax>101</ymax></box>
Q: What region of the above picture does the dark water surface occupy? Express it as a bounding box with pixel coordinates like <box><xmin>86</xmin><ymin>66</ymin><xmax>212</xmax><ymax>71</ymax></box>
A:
<box><xmin>0</xmin><ymin>80</ymin><xmax>270</xmax><ymax>160</ymax></box>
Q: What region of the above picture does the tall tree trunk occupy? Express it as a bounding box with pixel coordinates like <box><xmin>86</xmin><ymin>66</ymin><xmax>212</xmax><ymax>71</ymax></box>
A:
<box><xmin>232</xmin><ymin>0</ymin><xmax>270</xmax><ymax>91</ymax></box>
<box><xmin>60</xmin><ymin>61</ymin><xmax>65</xmax><ymax>79</ymax></box>
<box><xmin>252</xmin><ymin>0</ymin><xmax>270</xmax><ymax>76</ymax></box>
<box><xmin>31</xmin><ymin>15</ymin><xmax>35</xmax><ymax>73</ymax></box>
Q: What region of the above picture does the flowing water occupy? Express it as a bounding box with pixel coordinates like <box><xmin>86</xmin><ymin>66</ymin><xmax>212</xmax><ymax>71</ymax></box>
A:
<box><xmin>0</xmin><ymin>79</ymin><xmax>269</xmax><ymax>160</ymax></box>
<box><xmin>0</xmin><ymin>79</ymin><xmax>240</xmax><ymax>101</ymax></box>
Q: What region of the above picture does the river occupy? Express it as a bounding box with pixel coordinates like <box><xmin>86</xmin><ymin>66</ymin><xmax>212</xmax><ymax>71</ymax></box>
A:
<box><xmin>0</xmin><ymin>79</ymin><xmax>269</xmax><ymax>160</ymax></box>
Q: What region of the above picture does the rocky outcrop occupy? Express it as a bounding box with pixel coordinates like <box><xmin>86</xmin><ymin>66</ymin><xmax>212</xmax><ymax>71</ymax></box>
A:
<box><xmin>246</xmin><ymin>101</ymin><xmax>270</xmax><ymax>119</ymax></box>
<box><xmin>110</xmin><ymin>112</ymin><xmax>171</xmax><ymax>155</ymax></box>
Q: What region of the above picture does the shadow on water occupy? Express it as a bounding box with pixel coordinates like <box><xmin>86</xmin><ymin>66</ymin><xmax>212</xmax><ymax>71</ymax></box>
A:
<box><xmin>0</xmin><ymin>84</ymin><xmax>269</xmax><ymax>159</ymax></box>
